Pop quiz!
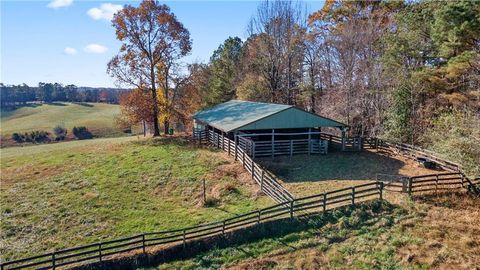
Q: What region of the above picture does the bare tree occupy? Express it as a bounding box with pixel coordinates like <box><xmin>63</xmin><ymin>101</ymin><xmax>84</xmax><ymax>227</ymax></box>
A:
<box><xmin>247</xmin><ymin>0</ymin><xmax>307</xmax><ymax>105</ymax></box>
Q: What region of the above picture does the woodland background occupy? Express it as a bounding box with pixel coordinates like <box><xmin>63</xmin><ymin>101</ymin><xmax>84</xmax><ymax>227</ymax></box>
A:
<box><xmin>128</xmin><ymin>0</ymin><xmax>478</xmax><ymax>174</ymax></box>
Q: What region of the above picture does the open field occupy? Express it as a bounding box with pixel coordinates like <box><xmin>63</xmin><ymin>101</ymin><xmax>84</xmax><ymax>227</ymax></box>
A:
<box><xmin>0</xmin><ymin>136</ymin><xmax>272</xmax><ymax>261</ymax></box>
<box><xmin>0</xmin><ymin>102</ymin><xmax>123</xmax><ymax>143</ymax></box>
<box><xmin>258</xmin><ymin>151</ymin><xmax>438</xmax><ymax>197</ymax></box>
<box><xmin>145</xmin><ymin>192</ymin><xmax>479</xmax><ymax>270</ymax></box>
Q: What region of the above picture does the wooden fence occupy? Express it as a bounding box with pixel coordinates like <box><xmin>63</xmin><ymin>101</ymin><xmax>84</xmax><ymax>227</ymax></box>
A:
<box><xmin>380</xmin><ymin>172</ymin><xmax>480</xmax><ymax>196</ymax></box>
<box><xmin>206</xmin><ymin>129</ymin><xmax>294</xmax><ymax>203</ymax></box>
<box><xmin>240</xmin><ymin>139</ymin><xmax>328</xmax><ymax>158</ymax></box>
<box><xmin>372</xmin><ymin>139</ymin><xmax>462</xmax><ymax>172</ymax></box>
<box><xmin>0</xmin><ymin>182</ymin><xmax>384</xmax><ymax>270</ymax></box>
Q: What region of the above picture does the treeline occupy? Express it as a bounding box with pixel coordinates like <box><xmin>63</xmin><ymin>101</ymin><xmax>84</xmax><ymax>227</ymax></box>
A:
<box><xmin>183</xmin><ymin>0</ymin><xmax>479</xmax><ymax>174</ymax></box>
<box><xmin>113</xmin><ymin>0</ymin><xmax>478</xmax><ymax>174</ymax></box>
<box><xmin>0</xmin><ymin>83</ymin><xmax>130</xmax><ymax>107</ymax></box>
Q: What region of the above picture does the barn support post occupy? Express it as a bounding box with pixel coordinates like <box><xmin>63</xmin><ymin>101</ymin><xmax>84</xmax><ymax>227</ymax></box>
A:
<box><xmin>308</xmin><ymin>128</ymin><xmax>312</xmax><ymax>155</ymax></box>
<box><xmin>271</xmin><ymin>129</ymin><xmax>275</xmax><ymax>159</ymax></box>
<box><xmin>227</xmin><ymin>135</ymin><xmax>231</xmax><ymax>156</ymax></box>
<box><xmin>341</xmin><ymin>127</ymin><xmax>347</xmax><ymax>151</ymax></box>
<box><xmin>252</xmin><ymin>141</ymin><xmax>256</xmax><ymax>159</ymax></box>
<box><xmin>290</xmin><ymin>140</ymin><xmax>293</xmax><ymax>156</ymax></box>
<box><xmin>221</xmin><ymin>131</ymin><xmax>224</xmax><ymax>150</ymax></box>
<box><xmin>234</xmin><ymin>132</ymin><xmax>238</xmax><ymax>161</ymax></box>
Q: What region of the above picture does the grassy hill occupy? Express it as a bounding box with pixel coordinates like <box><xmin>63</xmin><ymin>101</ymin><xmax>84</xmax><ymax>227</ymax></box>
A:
<box><xmin>0</xmin><ymin>102</ymin><xmax>124</xmax><ymax>141</ymax></box>
<box><xmin>0</xmin><ymin>136</ymin><xmax>271</xmax><ymax>261</ymax></box>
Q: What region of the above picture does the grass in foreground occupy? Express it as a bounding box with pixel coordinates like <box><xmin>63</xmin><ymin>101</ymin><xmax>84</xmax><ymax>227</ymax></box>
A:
<box><xmin>148</xmin><ymin>193</ymin><xmax>480</xmax><ymax>270</ymax></box>
<box><xmin>258</xmin><ymin>151</ymin><xmax>438</xmax><ymax>197</ymax></box>
<box><xmin>0</xmin><ymin>102</ymin><xmax>123</xmax><ymax>141</ymax></box>
<box><xmin>145</xmin><ymin>199</ymin><xmax>408</xmax><ymax>270</ymax></box>
<box><xmin>0</xmin><ymin>136</ymin><xmax>271</xmax><ymax>261</ymax></box>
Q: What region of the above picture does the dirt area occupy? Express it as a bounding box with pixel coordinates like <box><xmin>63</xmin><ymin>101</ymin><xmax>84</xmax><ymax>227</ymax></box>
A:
<box><xmin>256</xmin><ymin>150</ymin><xmax>439</xmax><ymax>197</ymax></box>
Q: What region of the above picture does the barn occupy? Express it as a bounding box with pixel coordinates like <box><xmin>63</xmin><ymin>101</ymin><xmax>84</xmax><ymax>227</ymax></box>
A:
<box><xmin>192</xmin><ymin>100</ymin><xmax>351</xmax><ymax>158</ymax></box>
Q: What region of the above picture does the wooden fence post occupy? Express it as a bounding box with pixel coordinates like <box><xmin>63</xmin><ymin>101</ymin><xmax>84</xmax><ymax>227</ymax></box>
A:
<box><xmin>379</xmin><ymin>182</ymin><xmax>384</xmax><ymax>200</ymax></box>
<box><xmin>251</xmin><ymin>159</ymin><xmax>255</xmax><ymax>179</ymax></box>
<box><xmin>203</xmin><ymin>179</ymin><xmax>206</xmax><ymax>204</ymax></box>
<box><xmin>242</xmin><ymin>151</ymin><xmax>246</xmax><ymax>168</ymax></box>
<box><xmin>323</xmin><ymin>193</ymin><xmax>327</xmax><ymax>212</ymax></box>
<box><xmin>351</xmin><ymin>187</ymin><xmax>355</xmax><ymax>205</ymax></box>
<box><xmin>183</xmin><ymin>229</ymin><xmax>186</xmax><ymax>248</ymax></box>
<box><xmin>142</xmin><ymin>234</ymin><xmax>146</xmax><ymax>253</ymax></box>
<box><xmin>98</xmin><ymin>243</ymin><xmax>102</xmax><ymax>262</ymax></box>
<box><xmin>228</xmin><ymin>138</ymin><xmax>231</xmax><ymax>156</ymax></box>
<box><xmin>260</xmin><ymin>170</ymin><xmax>264</xmax><ymax>191</ymax></box>
<box><xmin>408</xmin><ymin>177</ymin><xmax>413</xmax><ymax>196</ymax></box>
<box><xmin>52</xmin><ymin>251</ymin><xmax>56</xmax><ymax>270</ymax></box>
<box><xmin>222</xmin><ymin>221</ymin><xmax>225</xmax><ymax>235</ymax></box>
<box><xmin>257</xmin><ymin>210</ymin><xmax>261</xmax><ymax>224</ymax></box>
<box><xmin>435</xmin><ymin>174</ymin><xmax>439</xmax><ymax>194</ymax></box>
<box><xmin>290</xmin><ymin>201</ymin><xmax>294</xmax><ymax>218</ymax></box>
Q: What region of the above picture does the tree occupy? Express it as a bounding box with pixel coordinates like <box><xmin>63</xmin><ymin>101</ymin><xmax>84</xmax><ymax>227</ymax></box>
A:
<box><xmin>247</xmin><ymin>0</ymin><xmax>307</xmax><ymax>104</ymax></box>
<box><xmin>37</xmin><ymin>83</ymin><xmax>53</xmax><ymax>103</ymax></box>
<box><xmin>118</xmin><ymin>89</ymin><xmax>155</xmax><ymax>136</ymax></box>
<box><xmin>108</xmin><ymin>0</ymin><xmax>191</xmax><ymax>136</ymax></box>
<box><xmin>204</xmin><ymin>37</ymin><xmax>243</xmax><ymax>106</ymax></box>
<box><xmin>65</xmin><ymin>84</ymin><xmax>78</xmax><ymax>101</ymax></box>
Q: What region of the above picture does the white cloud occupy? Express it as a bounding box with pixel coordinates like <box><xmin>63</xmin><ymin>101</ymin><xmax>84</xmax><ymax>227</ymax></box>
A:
<box><xmin>64</xmin><ymin>47</ymin><xmax>77</xmax><ymax>55</ymax></box>
<box><xmin>84</xmin><ymin>44</ymin><xmax>108</xmax><ymax>54</ymax></box>
<box><xmin>87</xmin><ymin>3</ymin><xmax>122</xmax><ymax>21</ymax></box>
<box><xmin>47</xmin><ymin>0</ymin><xmax>73</xmax><ymax>9</ymax></box>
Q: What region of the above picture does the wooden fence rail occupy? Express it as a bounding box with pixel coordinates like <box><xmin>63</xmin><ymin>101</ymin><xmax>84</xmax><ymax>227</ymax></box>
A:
<box><xmin>379</xmin><ymin>172</ymin><xmax>479</xmax><ymax>196</ymax></box>
<box><xmin>1</xmin><ymin>182</ymin><xmax>383</xmax><ymax>270</ymax></box>
<box><xmin>205</xmin><ymin>129</ymin><xmax>294</xmax><ymax>203</ymax></box>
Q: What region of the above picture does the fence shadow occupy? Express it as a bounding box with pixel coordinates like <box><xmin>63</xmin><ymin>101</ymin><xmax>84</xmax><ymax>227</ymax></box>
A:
<box><xmin>257</xmin><ymin>151</ymin><xmax>411</xmax><ymax>182</ymax></box>
<box><xmin>74</xmin><ymin>199</ymin><xmax>396</xmax><ymax>270</ymax></box>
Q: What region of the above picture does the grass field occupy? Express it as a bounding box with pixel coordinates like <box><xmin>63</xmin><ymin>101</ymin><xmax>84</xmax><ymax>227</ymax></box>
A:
<box><xmin>148</xmin><ymin>192</ymin><xmax>480</xmax><ymax>270</ymax></box>
<box><xmin>0</xmin><ymin>102</ymin><xmax>123</xmax><ymax>142</ymax></box>
<box><xmin>0</xmin><ymin>136</ymin><xmax>272</xmax><ymax>261</ymax></box>
<box><xmin>258</xmin><ymin>151</ymin><xmax>437</xmax><ymax>197</ymax></box>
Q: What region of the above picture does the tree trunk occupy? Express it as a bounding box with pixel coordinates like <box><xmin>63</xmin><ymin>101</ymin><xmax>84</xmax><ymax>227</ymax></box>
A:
<box><xmin>150</xmin><ymin>64</ymin><xmax>160</xmax><ymax>137</ymax></box>
<box><xmin>164</xmin><ymin>121</ymin><xmax>169</xmax><ymax>135</ymax></box>
<box><xmin>150</xmin><ymin>88</ymin><xmax>161</xmax><ymax>136</ymax></box>
<box><xmin>142</xmin><ymin>120</ymin><xmax>146</xmax><ymax>137</ymax></box>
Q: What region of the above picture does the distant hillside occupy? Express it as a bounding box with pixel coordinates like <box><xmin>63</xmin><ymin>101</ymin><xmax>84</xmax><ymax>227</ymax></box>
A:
<box><xmin>0</xmin><ymin>83</ymin><xmax>131</xmax><ymax>107</ymax></box>
<box><xmin>0</xmin><ymin>102</ymin><xmax>124</xmax><ymax>144</ymax></box>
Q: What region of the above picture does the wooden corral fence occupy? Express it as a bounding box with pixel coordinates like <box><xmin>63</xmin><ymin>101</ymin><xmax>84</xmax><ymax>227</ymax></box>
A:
<box><xmin>0</xmin><ymin>182</ymin><xmax>384</xmax><ymax>270</ymax></box>
<box><xmin>205</xmin><ymin>129</ymin><xmax>294</xmax><ymax>203</ymax></box>
<box><xmin>380</xmin><ymin>172</ymin><xmax>479</xmax><ymax>195</ymax></box>
<box><xmin>368</xmin><ymin>138</ymin><xmax>462</xmax><ymax>172</ymax></box>
<box><xmin>239</xmin><ymin>138</ymin><xmax>328</xmax><ymax>158</ymax></box>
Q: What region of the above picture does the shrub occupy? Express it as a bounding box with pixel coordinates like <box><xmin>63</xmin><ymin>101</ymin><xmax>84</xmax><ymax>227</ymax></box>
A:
<box><xmin>72</xmin><ymin>126</ymin><xmax>93</xmax><ymax>140</ymax></box>
<box><xmin>12</xmin><ymin>131</ymin><xmax>50</xmax><ymax>144</ymax></box>
<box><xmin>53</xmin><ymin>125</ymin><xmax>68</xmax><ymax>141</ymax></box>
<box><xmin>26</xmin><ymin>131</ymin><xmax>50</xmax><ymax>143</ymax></box>
<box><xmin>11</xmin><ymin>133</ymin><xmax>25</xmax><ymax>143</ymax></box>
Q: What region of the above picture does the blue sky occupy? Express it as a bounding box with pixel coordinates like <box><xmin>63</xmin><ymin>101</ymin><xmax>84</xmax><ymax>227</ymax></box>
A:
<box><xmin>1</xmin><ymin>0</ymin><xmax>322</xmax><ymax>87</ymax></box>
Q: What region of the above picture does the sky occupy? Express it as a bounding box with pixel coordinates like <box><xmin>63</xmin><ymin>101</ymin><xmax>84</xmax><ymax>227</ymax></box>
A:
<box><xmin>1</xmin><ymin>0</ymin><xmax>322</xmax><ymax>87</ymax></box>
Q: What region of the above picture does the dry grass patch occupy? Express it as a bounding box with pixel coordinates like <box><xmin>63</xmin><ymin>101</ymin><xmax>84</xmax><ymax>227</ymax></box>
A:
<box><xmin>398</xmin><ymin>192</ymin><xmax>480</xmax><ymax>270</ymax></box>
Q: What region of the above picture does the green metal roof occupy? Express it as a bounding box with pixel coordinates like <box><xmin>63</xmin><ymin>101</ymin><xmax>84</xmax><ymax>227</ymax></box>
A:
<box><xmin>193</xmin><ymin>100</ymin><xmax>346</xmax><ymax>132</ymax></box>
